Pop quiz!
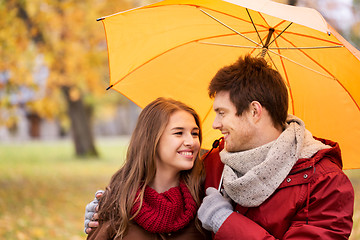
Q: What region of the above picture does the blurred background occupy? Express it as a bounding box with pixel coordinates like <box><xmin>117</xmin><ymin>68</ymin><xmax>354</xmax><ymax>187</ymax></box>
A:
<box><xmin>0</xmin><ymin>0</ymin><xmax>359</xmax><ymax>239</ymax></box>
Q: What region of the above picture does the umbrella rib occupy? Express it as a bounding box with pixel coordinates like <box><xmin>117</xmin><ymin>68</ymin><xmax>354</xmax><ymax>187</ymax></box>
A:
<box><xmin>268</xmin><ymin>22</ymin><xmax>293</xmax><ymax>46</ymax></box>
<box><xmin>246</xmin><ymin>8</ymin><xmax>264</xmax><ymax>46</ymax></box>
<box><xmin>110</xmin><ymin>34</ymin><xmax>257</xmax><ymax>89</ymax></box>
<box><xmin>275</xmin><ymin>35</ymin><xmax>360</xmax><ymax>112</ymax></box>
<box><xmin>272</xmin><ymin>40</ymin><xmax>296</xmax><ymax>115</ymax></box>
<box><xmin>267</xmin><ymin>49</ymin><xmax>335</xmax><ymax>80</ymax></box>
<box><xmin>269</xmin><ymin>46</ymin><xmax>344</xmax><ymax>50</ymax></box>
<box><xmin>198</xmin><ymin>42</ymin><xmax>344</xmax><ymax>51</ymax></box>
<box><xmin>199</xmin><ymin>8</ymin><xmax>262</xmax><ymax>47</ymax></box>
<box><xmin>282</xmin><ymin>31</ymin><xmax>342</xmax><ymax>45</ymax></box>
<box><xmin>277</xmin><ymin>34</ymin><xmax>344</xmax><ymax>78</ymax></box>
<box><xmin>273</xmin><ymin>20</ymin><xmax>287</xmax><ymax>29</ymax></box>
<box><xmin>198</xmin><ymin>42</ymin><xmax>262</xmax><ymax>48</ymax></box>
<box><xmin>265</xmin><ymin>52</ymin><xmax>283</xmax><ymax>83</ymax></box>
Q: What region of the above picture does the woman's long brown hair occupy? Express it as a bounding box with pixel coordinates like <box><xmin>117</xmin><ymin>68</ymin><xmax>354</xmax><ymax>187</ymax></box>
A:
<box><xmin>97</xmin><ymin>97</ymin><xmax>205</xmax><ymax>239</ymax></box>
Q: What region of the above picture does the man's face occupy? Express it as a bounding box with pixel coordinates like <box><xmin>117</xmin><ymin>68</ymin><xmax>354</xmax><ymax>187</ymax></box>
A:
<box><xmin>212</xmin><ymin>91</ymin><xmax>256</xmax><ymax>152</ymax></box>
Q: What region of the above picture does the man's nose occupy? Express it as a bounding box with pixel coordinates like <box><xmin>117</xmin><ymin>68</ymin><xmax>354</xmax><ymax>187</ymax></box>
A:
<box><xmin>212</xmin><ymin>118</ymin><xmax>222</xmax><ymax>130</ymax></box>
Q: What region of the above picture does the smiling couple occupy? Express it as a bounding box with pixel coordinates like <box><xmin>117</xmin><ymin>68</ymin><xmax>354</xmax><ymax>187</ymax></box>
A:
<box><xmin>84</xmin><ymin>55</ymin><xmax>354</xmax><ymax>240</ymax></box>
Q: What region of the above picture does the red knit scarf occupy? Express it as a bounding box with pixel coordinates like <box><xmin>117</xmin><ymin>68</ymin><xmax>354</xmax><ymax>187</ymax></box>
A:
<box><xmin>130</xmin><ymin>182</ymin><xmax>197</xmax><ymax>233</ymax></box>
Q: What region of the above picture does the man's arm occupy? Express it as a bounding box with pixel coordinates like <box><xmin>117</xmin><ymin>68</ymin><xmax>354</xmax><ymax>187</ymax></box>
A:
<box><xmin>199</xmin><ymin>171</ymin><xmax>354</xmax><ymax>239</ymax></box>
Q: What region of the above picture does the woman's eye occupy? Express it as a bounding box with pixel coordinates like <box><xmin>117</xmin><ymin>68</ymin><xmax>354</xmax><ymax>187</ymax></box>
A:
<box><xmin>174</xmin><ymin>132</ymin><xmax>183</xmax><ymax>135</ymax></box>
<box><xmin>192</xmin><ymin>132</ymin><xmax>199</xmax><ymax>137</ymax></box>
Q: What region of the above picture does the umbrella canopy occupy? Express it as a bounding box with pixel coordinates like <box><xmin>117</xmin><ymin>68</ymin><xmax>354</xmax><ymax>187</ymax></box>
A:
<box><xmin>97</xmin><ymin>0</ymin><xmax>360</xmax><ymax>169</ymax></box>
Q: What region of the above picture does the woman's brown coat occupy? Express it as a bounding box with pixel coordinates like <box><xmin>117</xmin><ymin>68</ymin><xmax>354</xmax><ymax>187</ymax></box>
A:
<box><xmin>87</xmin><ymin>220</ymin><xmax>210</xmax><ymax>240</ymax></box>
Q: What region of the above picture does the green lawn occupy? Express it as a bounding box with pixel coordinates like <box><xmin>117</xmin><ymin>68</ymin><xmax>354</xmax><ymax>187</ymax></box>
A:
<box><xmin>0</xmin><ymin>138</ymin><xmax>359</xmax><ymax>239</ymax></box>
<box><xmin>0</xmin><ymin>137</ymin><xmax>128</xmax><ymax>240</ymax></box>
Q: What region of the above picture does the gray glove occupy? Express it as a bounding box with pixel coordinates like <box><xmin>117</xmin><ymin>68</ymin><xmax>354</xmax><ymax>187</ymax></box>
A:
<box><xmin>84</xmin><ymin>190</ymin><xmax>104</xmax><ymax>233</ymax></box>
<box><xmin>198</xmin><ymin>187</ymin><xmax>233</xmax><ymax>233</ymax></box>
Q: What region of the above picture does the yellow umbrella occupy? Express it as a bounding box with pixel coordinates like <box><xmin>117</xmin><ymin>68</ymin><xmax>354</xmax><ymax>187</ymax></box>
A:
<box><xmin>97</xmin><ymin>0</ymin><xmax>360</xmax><ymax>169</ymax></box>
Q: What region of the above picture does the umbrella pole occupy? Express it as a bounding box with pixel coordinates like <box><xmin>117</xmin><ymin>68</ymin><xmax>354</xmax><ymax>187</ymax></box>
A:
<box><xmin>260</xmin><ymin>28</ymin><xmax>275</xmax><ymax>58</ymax></box>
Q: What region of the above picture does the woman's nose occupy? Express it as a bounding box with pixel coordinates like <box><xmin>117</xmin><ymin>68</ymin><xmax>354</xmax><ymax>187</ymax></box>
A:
<box><xmin>184</xmin><ymin>133</ymin><xmax>195</xmax><ymax>146</ymax></box>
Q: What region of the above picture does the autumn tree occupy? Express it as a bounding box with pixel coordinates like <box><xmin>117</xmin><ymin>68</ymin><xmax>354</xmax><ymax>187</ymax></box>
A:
<box><xmin>0</xmin><ymin>0</ymin><xmax>132</xmax><ymax>156</ymax></box>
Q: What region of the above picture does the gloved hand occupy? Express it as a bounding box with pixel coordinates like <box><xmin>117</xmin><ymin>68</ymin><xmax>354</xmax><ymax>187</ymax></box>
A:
<box><xmin>84</xmin><ymin>190</ymin><xmax>104</xmax><ymax>234</ymax></box>
<box><xmin>198</xmin><ymin>187</ymin><xmax>233</xmax><ymax>233</ymax></box>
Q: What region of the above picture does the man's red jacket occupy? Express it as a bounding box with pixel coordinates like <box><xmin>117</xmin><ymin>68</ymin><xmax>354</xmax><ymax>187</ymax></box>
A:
<box><xmin>203</xmin><ymin>138</ymin><xmax>354</xmax><ymax>240</ymax></box>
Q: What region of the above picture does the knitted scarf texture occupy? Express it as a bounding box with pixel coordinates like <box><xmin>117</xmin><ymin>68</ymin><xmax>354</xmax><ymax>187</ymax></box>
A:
<box><xmin>131</xmin><ymin>182</ymin><xmax>197</xmax><ymax>233</ymax></box>
<box><xmin>220</xmin><ymin>115</ymin><xmax>330</xmax><ymax>207</ymax></box>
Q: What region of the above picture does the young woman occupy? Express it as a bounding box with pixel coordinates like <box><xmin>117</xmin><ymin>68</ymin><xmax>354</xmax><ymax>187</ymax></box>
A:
<box><xmin>87</xmin><ymin>97</ymin><xmax>209</xmax><ymax>240</ymax></box>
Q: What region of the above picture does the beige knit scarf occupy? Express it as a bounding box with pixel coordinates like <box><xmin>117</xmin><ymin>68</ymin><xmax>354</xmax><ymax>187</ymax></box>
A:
<box><xmin>220</xmin><ymin>115</ymin><xmax>330</xmax><ymax>207</ymax></box>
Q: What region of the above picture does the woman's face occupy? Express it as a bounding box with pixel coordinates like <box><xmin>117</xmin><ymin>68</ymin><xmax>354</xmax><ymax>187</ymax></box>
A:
<box><xmin>155</xmin><ymin>110</ymin><xmax>200</xmax><ymax>175</ymax></box>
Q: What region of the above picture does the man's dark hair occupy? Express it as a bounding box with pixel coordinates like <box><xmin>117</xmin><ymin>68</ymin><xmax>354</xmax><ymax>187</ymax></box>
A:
<box><xmin>209</xmin><ymin>55</ymin><xmax>288</xmax><ymax>128</ymax></box>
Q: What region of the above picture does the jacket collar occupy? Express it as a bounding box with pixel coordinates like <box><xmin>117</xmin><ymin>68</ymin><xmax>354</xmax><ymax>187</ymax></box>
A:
<box><xmin>279</xmin><ymin>137</ymin><xmax>342</xmax><ymax>189</ymax></box>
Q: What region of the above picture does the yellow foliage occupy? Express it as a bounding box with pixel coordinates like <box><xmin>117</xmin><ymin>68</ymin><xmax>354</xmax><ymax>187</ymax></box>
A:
<box><xmin>16</xmin><ymin>231</ymin><xmax>28</xmax><ymax>240</ymax></box>
<box><xmin>352</xmin><ymin>22</ymin><xmax>360</xmax><ymax>37</ymax></box>
<box><xmin>96</xmin><ymin>104</ymin><xmax>118</xmax><ymax>121</ymax></box>
<box><xmin>31</xmin><ymin>227</ymin><xmax>45</xmax><ymax>238</ymax></box>
<box><xmin>69</xmin><ymin>87</ymin><xmax>81</xmax><ymax>102</ymax></box>
<box><xmin>25</xmin><ymin>87</ymin><xmax>65</xmax><ymax>120</ymax></box>
<box><xmin>1</xmin><ymin>0</ymin><xmax>133</xmax><ymax>125</ymax></box>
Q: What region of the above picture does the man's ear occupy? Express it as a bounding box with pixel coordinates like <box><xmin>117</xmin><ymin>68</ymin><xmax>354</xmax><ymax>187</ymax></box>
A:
<box><xmin>250</xmin><ymin>101</ymin><xmax>262</xmax><ymax>122</ymax></box>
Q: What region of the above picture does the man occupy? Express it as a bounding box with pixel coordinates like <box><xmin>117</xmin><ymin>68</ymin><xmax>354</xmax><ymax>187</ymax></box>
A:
<box><xmin>85</xmin><ymin>55</ymin><xmax>354</xmax><ymax>239</ymax></box>
<box><xmin>197</xmin><ymin>55</ymin><xmax>354</xmax><ymax>239</ymax></box>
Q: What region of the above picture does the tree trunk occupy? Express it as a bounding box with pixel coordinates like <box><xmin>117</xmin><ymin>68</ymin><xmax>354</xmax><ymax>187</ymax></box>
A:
<box><xmin>26</xmin><ymin>113</ymin><xmax>41</xmax><ymax>138</ymax></box>
<box><xmin>14</xmin><ymin>1</ymin><xmax>98</xmax><ymax>157</ymax></box>
<box><xmin>288</xmin><ymin>0</ymin><xmax>297</xmax><ymax>6</ymax></box>
<box><xmin>62</xmin><ymin>86</ymin><xmax>98</xmax><ymax>157</ymax></box>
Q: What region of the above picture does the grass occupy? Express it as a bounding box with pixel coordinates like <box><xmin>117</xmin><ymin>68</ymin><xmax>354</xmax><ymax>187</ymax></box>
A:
<box><xmin>0</xmin><ymin>138</ymin><xmax>359</xmax><ymax>239</ymax></box>
<box><xmin>0</xmin><ymin>137</ymin><xmax>129</xmax><ymax>240</ymax></box>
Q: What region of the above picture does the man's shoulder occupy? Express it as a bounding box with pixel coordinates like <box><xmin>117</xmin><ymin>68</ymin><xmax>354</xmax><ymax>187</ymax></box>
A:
<box><xmin>312</xmin><ymin>137</ymin><xmax>343</xmax><ymax>168</ymax></box>
<box><xmin>293</xmin><ymin>137</ymin><xmax>343</xmax><ymax>173</ymax></box>
<box><xmin>281</xmin><ymin>139</ymin><xmax>345</xmax><ymax>189</ymax></box>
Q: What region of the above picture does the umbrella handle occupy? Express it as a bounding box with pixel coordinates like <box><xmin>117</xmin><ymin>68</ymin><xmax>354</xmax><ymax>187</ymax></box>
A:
<box><xmin>218</xmin><ymin>168</ymin><xmax>225</xmax><ymax>193</ymax></box>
